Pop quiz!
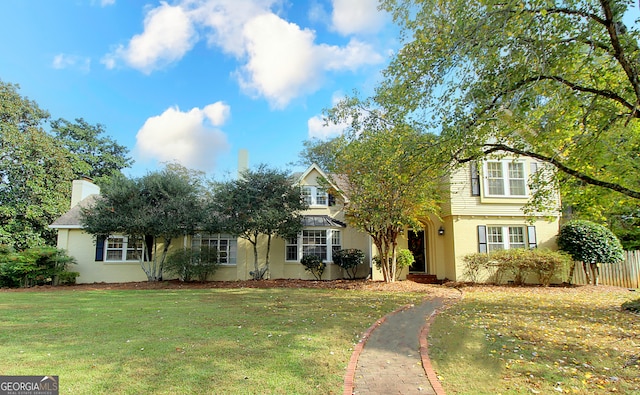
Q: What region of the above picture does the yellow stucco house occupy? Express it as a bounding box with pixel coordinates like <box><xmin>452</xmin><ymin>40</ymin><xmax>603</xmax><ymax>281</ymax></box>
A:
<box><xmin>50</xmin><ymin>158</ymin><xmax>560</xmax><ymax>284</ymax></box>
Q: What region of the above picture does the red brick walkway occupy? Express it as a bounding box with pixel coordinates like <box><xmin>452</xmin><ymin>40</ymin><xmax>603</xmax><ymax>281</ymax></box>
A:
<box><xmin>344</xmin><ymin>298</ymin><xmax>447</xmax><ymax>395</ymax></box>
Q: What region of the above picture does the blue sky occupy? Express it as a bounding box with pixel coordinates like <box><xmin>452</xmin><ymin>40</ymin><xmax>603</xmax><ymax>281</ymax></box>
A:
<box><xmin>0</xmin><ymin>0</ymin><xmax>396</xmax><ymax>178</ymax></box>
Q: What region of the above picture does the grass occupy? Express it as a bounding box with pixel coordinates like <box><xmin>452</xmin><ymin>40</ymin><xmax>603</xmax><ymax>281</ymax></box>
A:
<box><xmin>0</xmin><ymin>287</ymin><xmax>425</xmax><ymax>394</ymax></box>
<box><xmin>428</xmin><ymin>285</ymin><xmax>640</xmax><ymax>394</ymax></box>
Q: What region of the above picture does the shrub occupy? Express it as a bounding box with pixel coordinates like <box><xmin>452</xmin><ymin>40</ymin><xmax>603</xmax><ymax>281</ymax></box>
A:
<box><xmin>558</xmin><ymin>220</ymin><xmax>624</xmax><ymax>285</ymax></box>
<box><xmin>395</xmin><ymin>249</ymin><xmax>415</xmax><ymax>280</ymax></box>
<box><xmin>57</xmin><ymin>271</ymin><xmax>80</xmax><ymax>285</ymax></box>
<box><xmin>0</xmin><ymin>246</ymin><xmax>76</xmax><ymax>288</ymax></box>
<box><xmin>164</xmin><ymin>246</ymin><xmax>220</xmax><ymax>282</ymax></box>
<box><xmin>557</xmin><ymin>220</ymin><xmax>624</xmax><ymax>265</ymax></box>
<box><xmin>462</xmin><ymin>249</ymin><xmax>572</xmax><ymax>286</ymax></box>
<box><xmin>300</xmin><ymin>254</ymin><xmax>326</xmax><ymax>280</ymax></box>
<box><xmin>462</xmin><ymin>253</ymin><xmax>491</xmax><ymax>283</ymax></box>
<box><xmin>333</xmin><ymin>249</ymin><xmax>365</xmax><ymax>279</ymax></box>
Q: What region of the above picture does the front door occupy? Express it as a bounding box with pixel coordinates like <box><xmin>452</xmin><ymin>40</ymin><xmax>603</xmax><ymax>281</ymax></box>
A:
<box><xmin>408</xmin><ymin>229</ymin><xmax>426</xmax><ymax>273</ymax></box>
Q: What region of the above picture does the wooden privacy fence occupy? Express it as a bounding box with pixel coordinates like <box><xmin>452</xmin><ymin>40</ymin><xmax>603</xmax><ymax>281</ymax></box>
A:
<box><xmin>572</xmin><ymin>250</ymin><xmax>640</xmax><ymax>288</ymax></box>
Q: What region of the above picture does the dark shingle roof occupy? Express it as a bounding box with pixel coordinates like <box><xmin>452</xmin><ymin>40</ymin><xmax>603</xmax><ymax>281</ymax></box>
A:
<box><xmin>302</xmin><ymin>215</ymin><xmax>346</xmax><ymax>228</ymax></box>
<box><xmin>49</xmin><ymin>194</ymin><xmax>99</xmax><ymax>228</ymax></box>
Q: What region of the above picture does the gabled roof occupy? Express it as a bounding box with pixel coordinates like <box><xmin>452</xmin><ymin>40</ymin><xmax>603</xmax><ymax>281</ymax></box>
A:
<box><xmin>49</xmin><ymin>194</ymin><xmax>99</xmax><ymax>229</ymax></box>
<box><xmin>295</xmin><ymin>163</ymin><xmax>348</xmax><ymax>203</ymax></box>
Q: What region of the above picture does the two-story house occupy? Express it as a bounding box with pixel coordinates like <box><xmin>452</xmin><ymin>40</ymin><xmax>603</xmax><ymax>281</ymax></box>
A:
<box><xmin>50</xmin><ymin>157</ymin><xmax>561</xmax><ymax>284</ymax></box>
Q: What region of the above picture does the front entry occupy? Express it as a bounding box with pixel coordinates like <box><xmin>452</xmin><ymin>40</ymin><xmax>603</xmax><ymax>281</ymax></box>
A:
<box><xmin>408</xmin><ymin>229</ymin><xmax>426</xmax><ymax>273</ymax></box>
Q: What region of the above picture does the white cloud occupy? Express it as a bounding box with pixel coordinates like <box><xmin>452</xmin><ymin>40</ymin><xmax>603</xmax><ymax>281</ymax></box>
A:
<box><xmin>104</xmin><ymin>0</ymin><xmax>385</xmax><ymax>107</ymax></box>
<box><xmin>191</xmin><ymin>0</ymin><xmax>278</xmax><ymax>57</ymax></box>
<box><xmin>105</xmin><ymin>2</ymin><xmax>197</xmax><ymax>73</ymax></box>
<box><xmin>331</xmin><ymin>0</ymin><xmax>386</xmax><ymax>35</ymax></box>
<box><xmin>237</xmin><ymin>13</ymin><xmax>383</xmax><ymax>109</ymax></box>
<box><xmin>308</xmin><ymin>115</ymin><xmax>346</xmax><ymax>139</ymax></box>
<box><xmin>52</xmin><ymin>54</ymin><xmax>91</xmax><ymax>73</ymax></box>
<box><xmin>100</xmin><ymin>0</ymin><xmax>115</xmax><ymax>6</ymax></box>
<box><xmin>238</xmin><ymin>13</ymin><xmax>323</xmax><ymax>109</ymax></box>
<box><xmin>135</xmin><ymin>103</ymin><xmax>231</xmax><ymax>171</ymax></box>
<box><xmin>308</xmin><ymin>92</ymin><xmax>349</xmax><ymax>139</ymax></box>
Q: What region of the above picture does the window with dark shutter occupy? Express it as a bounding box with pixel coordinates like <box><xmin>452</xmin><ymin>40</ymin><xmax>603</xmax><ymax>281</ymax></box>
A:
<box><xmin>95</xmin><ymin>235</ymin><xmax>105</xmax><ymax>261</ymax></box>
<box><xmin>527</xmin><ymin>226</ymin><xmax>537</xmax><ymax>249</ymax></box>
<box><xmin>477</xmin><ymin>225</ymin><xmax>487</xmax><ymax>253</ymax></box>
<box><xmin>471</xmin><ymin>162</ymin><xmax>480</xmax><ymax>196</ymax></box>
<box><xmin>328</xmin><ymin>193</ymin><xmax>335</xmax><ymax>206</ymax></box>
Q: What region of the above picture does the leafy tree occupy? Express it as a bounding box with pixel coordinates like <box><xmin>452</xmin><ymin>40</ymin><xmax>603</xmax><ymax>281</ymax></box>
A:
<box><xmin>557</xmin><ymin>220</ymin><xmax>624</xmax><ymax>285</ymax></box>
<box><xmin>0</xmin><ymin>81</ymin><xmax>133</xmax><ymax>250</ymax></box>
<box><xmin>0</xmin><ymin>81</ymin><xmax>75</xmax><ymax>249</ymax></box>
<box><xmin>210</xmin><ymin>165</ymin><xmax>307</xmax><ymax>280</ymax></box>
<box><xmin>376</xmin><ymin>0</ymin><xmax>640</xmax><ymax>209</ymax></box>
<box><xmin>607</xmin><ymin>204</ymin><xmax>640</xmax><ymax>250</ymax></box>
<box><xmin>81</xmin><ymin>165</ymin><xmax>206</xmax><ymax>281</ymax></box>
<box><xmin>51</xmin><ymin>118</ymin><xmax>133</xmax><ymax>183</ymax></box>
<box><xmin>305</xmin><ymin>124</ymin><xmax>443</xmax><ymax>283</ymax></box>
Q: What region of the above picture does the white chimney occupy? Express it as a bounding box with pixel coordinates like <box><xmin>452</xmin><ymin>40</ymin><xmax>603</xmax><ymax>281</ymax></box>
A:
<box><xmin>237</xmin><ymin>149</ymin><xmax>249</xmax><ymax>179</ymax></box>
<box><xmin>70</xmin><ymin>178</ymin><xmax>100</xmax><ymax>208</ymax></box>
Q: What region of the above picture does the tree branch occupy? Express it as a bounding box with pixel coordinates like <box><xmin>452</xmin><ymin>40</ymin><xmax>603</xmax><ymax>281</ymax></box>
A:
<box><xmin>458</xmin><ymin>143</ymin><xmax>640</xmax><ymax>199</ymax></box>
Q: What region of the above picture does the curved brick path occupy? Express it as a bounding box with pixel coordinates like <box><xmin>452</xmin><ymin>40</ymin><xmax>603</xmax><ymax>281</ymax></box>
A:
<box><xmin>344</xmin><ymin>298</ymin><xmax>447</xmax><ymax>395</ymax></box>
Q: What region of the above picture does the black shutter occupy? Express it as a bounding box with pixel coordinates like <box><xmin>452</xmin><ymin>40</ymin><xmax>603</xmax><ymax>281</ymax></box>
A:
<box><xmin>477</xmin><ymin>225</ymin><xmax>487</xmax><ymax>253</ymax></box>
<box><xmin>527</xmin><ymin>226</ymin><xmax>537</xmax><ymax>249</ymax></box>
<box><xmin>95</xmin><ymin>235</ymin><xmax>105</xmax><ymax>261</ymax></box>
<box><xmin>145</xmin><ymin>235</ymin><xmax>154</xmax><ymax>261</ymax></box>
<box><xmin>471</xmin><ymin>162</ymin><xmax>480</xmax><ymax>196</ymax></box>
<box><xmin>328</xmin><ymin>193</ymin><xmax>335</xmax><ymax>206</ymax></box>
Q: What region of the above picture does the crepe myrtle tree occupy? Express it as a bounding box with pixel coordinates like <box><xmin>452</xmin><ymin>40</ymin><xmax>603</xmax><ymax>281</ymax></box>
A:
<box><xmin>557</xmin><ymin>220</ymin><xmax>624</xmax><ymax>285</ymax></box>
<box><xmin>81</xmin><ymin>165</ymin><xmax>206</xmax><ymax>281</ymax></box>
<box><xmin>303</xmin><ymin>123</ymin><xmax>444</xmax><ymax>283</ymax></box>
<box><xmin>210</xmin><ymin>165</ymin><xmax>308</xmax><ymax>280</ymax></box>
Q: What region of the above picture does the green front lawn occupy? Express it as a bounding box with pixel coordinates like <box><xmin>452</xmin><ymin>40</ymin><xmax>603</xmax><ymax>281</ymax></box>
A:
<box><xmin>428</xmin><ymin>286</ymin><xmax>640</xmax><ymax>394</ymax></box>
<box><xmin>0</xmin><ymin>287</ymin><xmax>425</xmax><ymax>394</ymax></box>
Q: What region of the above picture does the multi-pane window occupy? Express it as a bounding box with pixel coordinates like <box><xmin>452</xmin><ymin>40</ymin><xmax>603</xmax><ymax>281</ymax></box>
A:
<box><xmin>286</xmin><ymin>229</ymin><xmax>341</xmax><ymax>262</ymax></box>
<box><xmin>484</xmin><ymin>161</ymin><xmax>527</xmax><ymax>197</ymax></box>
<box><xmin>315</xmin><ymin>187</ymin><xmax>328</xmax><ymax>205</ymax></box>
<box><xmin>487</xmin><ymin>226</ymin><xmax>527</xmax><ymax>251</ymax></box>
<box><xmin>303</xmin><ymin>230</ymin><xmax>327</xmax><ymax>260</ymax></box>
<box><xmin>301</xmin><ymin>186</ymin><xmax>313</xmax><ymax>205</ymax></box>
<box><xmin>192</xmin><ymin>234</ymin><xmax>237</xmax><ymax>265</ymax></box>
<box><xmin>331</xmin><ymin>230</ymin><xmax>341</xmax><ymax>255</ymax></box>
<box><xmin>105</xmin><ymin>236</ymin><xmax>143</xmax><ymax>261</ymax></box>
<box><xmin>301</xmin><ymin>186</ymin><xmax>329</xmax><ymax>206</ymax></box>
<box><xmin>286</xmin><ymin>236</ymin><xmax>298</xmax><ymax>261</ymax></box>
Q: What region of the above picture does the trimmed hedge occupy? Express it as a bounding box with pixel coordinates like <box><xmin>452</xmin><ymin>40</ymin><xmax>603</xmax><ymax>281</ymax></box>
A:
<box><xmin>463</xmin><ymin>248</ymin><xmax>573</xmax><ymax>286</ymax></box>
<box><xmin>557</xmin><ymin>220</ymin><xmax>624</xmax><ymax>265</ymax></box>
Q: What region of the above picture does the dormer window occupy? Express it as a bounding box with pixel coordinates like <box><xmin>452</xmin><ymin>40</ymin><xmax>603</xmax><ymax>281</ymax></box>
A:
<box><xmin>302</xmin><ymin>186</ymin><xmax>329</xmax><ymax>206</ymax></box>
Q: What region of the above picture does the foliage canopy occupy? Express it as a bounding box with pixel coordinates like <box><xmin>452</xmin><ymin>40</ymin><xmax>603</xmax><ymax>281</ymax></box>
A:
<box><xmin>210</xmin><ymin>165</ymin><xmax>307</xmax><ymax>279</ymax></box>
<box><xmin>81</xmin><ymin>165</ymin><xmax>206</xmax><ymax>281</ymax></box>
<box><xmin>375</xmin><ymin>0</ymin><xmax>640</xmax><ymax>212</ymax></box>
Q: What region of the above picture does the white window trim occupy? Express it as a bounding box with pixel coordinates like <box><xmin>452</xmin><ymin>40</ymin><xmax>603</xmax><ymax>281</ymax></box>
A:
<box><xmin>192</xmin><ymin>233</ymin><xmax>237</xmax><ymax>266</ymax></box>
<box><xmin>486</xmin><ymin>226</ymin><xmax>527</xmax><ymax>251</ymax></box>
<box><xmin>104</xmin><ymin>235</ymin><xmax>142</xmax><ymax>262</ymax></box>
<box><xmin>285</xmin><ymin>228</ymin><xmax>341</xmax><ymax>263</ymax></box>
<box><xmin>302</xmin><ymin>186</ymin><xmax>329</xmax><ymax>207</ymax></box>
<box><xmin>482</xmin><ymin>160</ymin><xmax>528</xmax><ymax>197</ymax></box>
